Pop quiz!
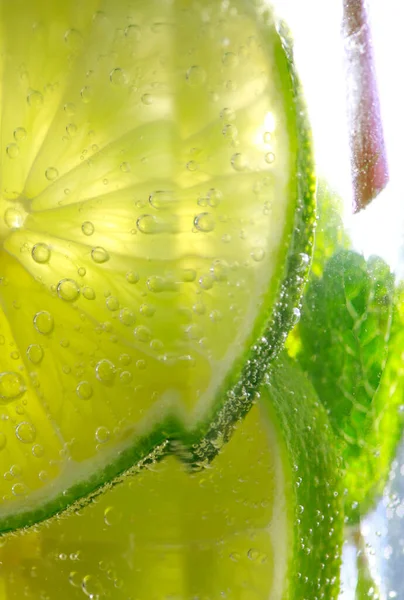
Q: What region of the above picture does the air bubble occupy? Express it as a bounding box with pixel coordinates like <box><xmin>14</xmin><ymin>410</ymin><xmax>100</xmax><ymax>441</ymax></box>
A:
<box><xmin>120</xmin><ymin>161</ymin><xmax>130</xmax><ymax>172</ymax></box>
<box><xmin>126</xmin><ymin>271</ymin><xmax>139</xmax><ymax>284</ymax></box>
<box><xmin>31</xmin><ymin>243</ymin><xmax>51</xmax><ymax>264</ymax></box>
<box><xmin>80</xmin><ymin>86</ymin><xmax>93</xmax><ymax>103</ymax></box>
<box><xmin>64</xmin><ymin>28</ymin><xmax>83</xmax><ymax>50</ymax></box>
<box><xmin>134</xmin><ymin>325</ymin><xmax>151</xmax><ymax>343</ymax></box>
<box><xmin>15</xmin><ymin>421</ymin><xmax>36</xmax><ymax>443</ymax></box>
<box><xmin>6</xmin><ymin>143</ymin><xmax>19</xmax><ymax>159</ymax></box>
<box><xmin>263</xmin><ymin>131</ymin><xmax>272</xmax><ymax>144</ymax></box>
<box><xmin>13</xmin><ymin>127</ymin><xmax>27</xmax><ymax>142</ymax></box>
<box><xmin>0</xmin><ymin>372</ymin><xmax>25</xmax><ymax>402</ymax></box>
<box><xmin>125</xmin><ymin>24</ymin><xmax>141</xmax><ymax>40</ymax></box>
<box><xmin>120</xmin><ymin>371</ymin><xmax>133</xmax><ymax>385</ymax></box>
<box><xmin>186</xmin><ymin>65</ymin><xmax>206</xmax><ymax>86</ymax></box>
<box><xmin>137</xmin><ymin>214</ymin><xmax>158</xmax><ymax>234</ymax></box>
<box><xmin>222</xmin><ymin>123</ymin><xmax>237</xmax><ymax>140</ymax></box>
<box><xmin>32</xmin><ymin>444</ymin><xmax>44</xmax><ymax>457</ymax></box>
<box><xmin>251</xmin><ymin>247</ymin><xmax>265</xmax><ymax>262</ymax></box>
<box><xmin>76</xmin><ymin>381</ymin><xmax>93</xmax><ymax>400</ymax></box>
<box><xmin>265</xmin><ymin>152</ymin><xmax>275</xmax><ymax>164</ymax></box>
<box><xmin>82</xmin><ymin>575</ymin><xmax>103</xmax><ymax>598</ymax></box>
<box><xmin>95</xmin><ymin>426</ymin><xmax>110</xmax><ymax>444</ymax></box>
<box><xmin>95</xmin><ymin>359</ymin><xmax>115</xmax><ymax>384</ymax></box>
<box><xmin>222</xmin><ymin>51</ymin><xmax>238</xmax><ymax>67</ymax></box>
<box><xmin>27</xmin><ymin>344</ymin><xmax>44</xmax><ymax>364</ymax></box>
<box><xmin>119</xmin><ymin>308</ymin><xmax>136</xmax><ymax>326</ymax></box>
<box><xmin>64</xmin><ymin>102</ymin><xmax>76</xmax><ymax>116</ymax></box>
<box><xmin>194</xmin><ymin>213</ymin><xmax>215</xmax><ymax>232</ymax></box>
<box><xmin>33</xmin><ymin>311</ymin><xmax>54</xmax><ymax>335</ymax></box>
<box><xmin>104</xmin><ymin>506</ymin><xmax>120</xmax><ymax>526</ymax></box>
<box><xmin>82</xmin><ymin>221</ymin><xmax>95</xmax><ymax>236</ymax></box>
<box><xmin>57</xmin><ymin>278</ymin><xmax>80</xmax><ymax>302</ymax></box>
<box><xmin>231</xmin><ymin>153</ymin><xmax>247</xmax><ymax>171</ymax></box>
<box><xmin>66</xmin><ymin>123</ymin><xmax>77</xmax><ymax>136</ymax></box>
<box><xmin>45</xmin><ymin>167</ymin><xmax>59</xmax><ymax>181</ymax></box>
<box><xmin>207</xmin><ymin>189</ymin><xmax>222</xmax><ymax>208</ymax></box>
<box><xmin>199</xmin><ymin>275</ymin><xmax>213</xmax><ymax>290</ymax></box>
<box><xmin>186</xmin><ymin>160</ymin><xmax>198</xmax><ymax>172</ymax></box>
<box><xmin>106</xmin><ymin>296</ymin><xmax>119</xmax><ymax>311</ymax></box>
<box><xmin>77</xmin><ymin>267</ymin><xmax>86</xmax><ymax>277</ymax></box>
<box><xmin>220</xmin><ymin>107</ymin><xmax>235</xmax><ymax>122</ymax></box>
<box><xmin>83</xmin><ymin>287</ymin><xmax>96</xmax><ymax>300</ymax></box>
<box><xmin>27</xmin><ymin>90</ymin><xmax>43</xmax><ymax>107</ymax></box>
<box><xmin>247</xmin><ymin>548</ymin><xmax>260</xmax><ymax>561</ymax></box>
<box><xmin>149</xmin><ymin>190</ymin><xmax>175</xmax><ymax>210</ymax></box>
<box><xmin>91</xmin><ymin>246</ymin><xmax>109</xmax><ymax>263</ymax></box>
<box><xmin>4</xmin><ymin>207</ymin><xmax>24</xmax><ymax>229</ymax></box>
<box><xmin>141</xmin><ymin>93</ymin><xmax>153</xmax><ymax>105</ymax></box>
<box><xmin>110</xmin><ymin>67</ymin><xmax>127</xmax><ymax>86</ymax></box>
<box><xmin>12</xmin><ymin>483</ymin><xmax>27</xmax><ymax>496</ymax></box>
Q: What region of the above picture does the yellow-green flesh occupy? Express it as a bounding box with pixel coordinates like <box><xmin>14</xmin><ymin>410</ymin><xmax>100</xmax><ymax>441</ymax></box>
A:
<box><xmin>0</xmin><ymin>0</ymin><xmax>303</xmax><ymax>527</ymax></box>
<box><xmin>0</xmin><ymin>402</ymin><xmax>289</xmax><ymax>600</ymax></box>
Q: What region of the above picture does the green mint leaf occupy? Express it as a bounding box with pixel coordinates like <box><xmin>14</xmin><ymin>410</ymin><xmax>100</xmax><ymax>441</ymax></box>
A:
<box><xmin>296</xmin><ymin>248</ymin><xmax>401</xmax><ymax>521</ymax></box>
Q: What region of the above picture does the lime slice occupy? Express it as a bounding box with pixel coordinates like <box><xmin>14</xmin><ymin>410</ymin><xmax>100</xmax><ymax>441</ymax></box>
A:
<box><xmin>0</xmin><ymin>0</ymin><xmax>315</xmax><ymax>530</ymax></box>
<box><xmin>0</xmin><ymin>353</ymin><xmax>342</xmax><ymax>599</ymax></box>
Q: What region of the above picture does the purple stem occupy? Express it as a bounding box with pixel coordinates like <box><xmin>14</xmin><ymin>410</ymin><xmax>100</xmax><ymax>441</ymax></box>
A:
<box><xmin>343</xmin><ymin>0</ymin><xmax>389</xmax><ymax>213</ymax></box>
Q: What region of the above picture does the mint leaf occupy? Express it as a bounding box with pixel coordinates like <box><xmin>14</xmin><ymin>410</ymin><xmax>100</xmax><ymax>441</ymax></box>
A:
<box><xmin>311</xmin><ymin>181</ymin><xmax>351</xmax><ymax>278</ymax></box>
<box><xmin>296</xmin><ymin>248</ymin><xmax>402</xmax><ymax>520</ymax></box>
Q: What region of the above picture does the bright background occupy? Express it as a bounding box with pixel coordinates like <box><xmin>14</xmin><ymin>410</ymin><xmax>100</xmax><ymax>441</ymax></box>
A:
<box><xmin>275</xmin><ymin>1</ymin><xmax>404</xmax><ymax>598</ymax></box>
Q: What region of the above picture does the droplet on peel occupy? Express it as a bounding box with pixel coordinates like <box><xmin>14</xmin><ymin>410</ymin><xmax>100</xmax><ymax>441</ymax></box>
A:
<box><xmin>57</xmin><ymin>279</ymin><xmax>80</xmax><ymax>302</ymax></box>
<box><xmin>32</xmin><ymin>243</ymin><xmax>51</xmax><ymax>264</ymax></box>
<box><xmin>15</xmin><ymin>421</ymin><xmax>36</xmax><ymax>443</ymax></box>
<box><xmin>33</xmin><ymin>311</ymin><xmax>54</xmax><ymax>335</ymax></box>
<box><xmin>0</xmin><ymin>372</ymin><xmax>26</xmax><ymax>402</ymax></box>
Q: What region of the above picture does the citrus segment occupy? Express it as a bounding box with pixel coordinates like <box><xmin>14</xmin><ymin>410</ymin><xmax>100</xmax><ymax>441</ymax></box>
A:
<box><xmin>0</xmin><ymin>0</ymin><xmax>315</xmax><ymax>529</ymax></box>
<box><xmin>0</xmin><ymin>354</ymin><xmax>342</xmax><ymax>599</ymax></box>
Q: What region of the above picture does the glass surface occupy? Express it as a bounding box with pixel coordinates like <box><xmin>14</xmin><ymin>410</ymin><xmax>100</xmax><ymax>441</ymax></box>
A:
<box><xmin>0</xmin><ymin>1</ymin><xmax>402</xmax><ymax>598</ymax></box>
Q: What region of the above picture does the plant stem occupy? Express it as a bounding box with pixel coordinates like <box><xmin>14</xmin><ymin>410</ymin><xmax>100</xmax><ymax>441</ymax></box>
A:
<box><xmin>342</xmin><ymin>0</ymin><xmax>388</xmax><ymax>213</ymax></box>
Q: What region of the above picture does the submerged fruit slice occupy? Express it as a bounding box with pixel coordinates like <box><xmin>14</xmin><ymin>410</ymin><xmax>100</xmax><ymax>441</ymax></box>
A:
<box><xmin>0</xmin><ymin>353</ymin><xmax>342</xmax><ymax>600</ymax></box>
<box><xmin>0</xmin><ymin>0</ymin><xmax>314</xmax><ymax>530</ymax></box>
